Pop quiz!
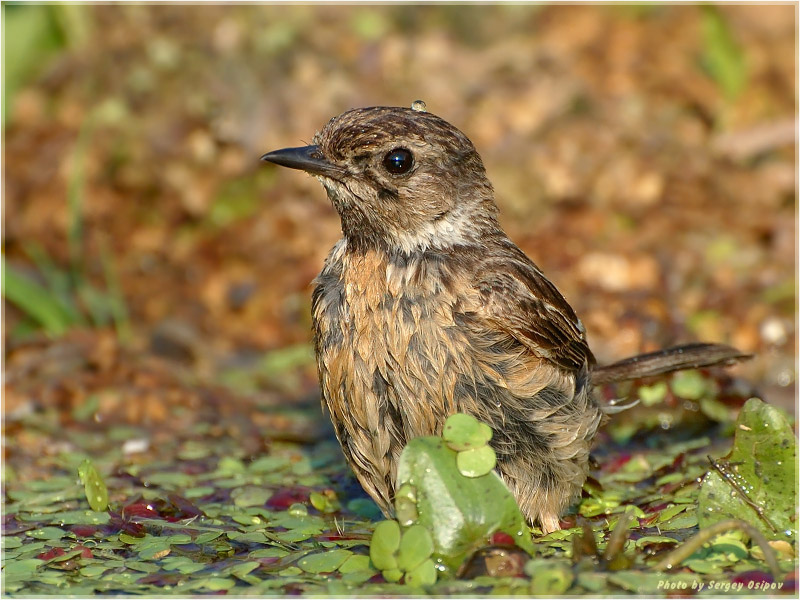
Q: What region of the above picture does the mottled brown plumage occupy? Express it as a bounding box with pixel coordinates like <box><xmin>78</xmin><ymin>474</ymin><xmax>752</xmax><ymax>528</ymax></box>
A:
<box><xmin>261</xmin><ymin>105</ymin><xmax>749</xmax><ymax>533</ymax></box>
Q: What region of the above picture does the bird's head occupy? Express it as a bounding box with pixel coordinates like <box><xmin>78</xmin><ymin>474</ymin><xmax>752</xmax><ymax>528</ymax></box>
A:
<box><xmin>261</xmin><ymin>105</ymin><xmax>499</xmax><ymax>254</ymax></box>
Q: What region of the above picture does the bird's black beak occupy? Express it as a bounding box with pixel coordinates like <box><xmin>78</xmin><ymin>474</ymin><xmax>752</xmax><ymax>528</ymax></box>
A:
<box><xmin>260</xmin><ymin>145</ymin><xmax>343</xmax><ymax>179</ymax></box>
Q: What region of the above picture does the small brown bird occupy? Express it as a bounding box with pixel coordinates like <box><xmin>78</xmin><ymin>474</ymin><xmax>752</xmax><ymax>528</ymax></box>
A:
<box><xmin>261</xmin><ymin>104</ymin><xmax>748</xmax><ymax>533</ymax></box>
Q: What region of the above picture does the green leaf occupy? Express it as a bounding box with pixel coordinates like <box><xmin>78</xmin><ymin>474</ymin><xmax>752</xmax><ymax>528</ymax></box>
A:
<box><xmin>657</xmin><ymin>504</ymin><xmax>688</xmax><ymax>523</ymax></box>
<box><xmin>698</xmin><ymin>398</ymin><xmax>796</xmax><ymax>541</ymax></box>
<box><xmin>338</xmin><ymin>554</ymin><xmax>374</xmax><ymax>574</ymax></box>
<box><xmin>215</xmin><ymin>456</ymin><xmax>246</xmax><ymax>476</ymax></box>
<box><xmin>382</xmin><ymin>568</ymin><xmax>403</xmax><ymax>583</ymax></box>
<box><xmin>369</xmin><ymin>520</ymin><xmax>401</xmax><ymax>571</ymax></box>
<box><xmin>442</xmin><ymin>413</ymin><xmax>493</xmax><ymax>451</ymax></box>
<box><xmin>456</xmin><ymin>444</ymin><xmax>496</xmax><ymax>478</ymax></box>
<box><xmin>195</xmin><ymin>531</ymin><xmax>224</xmax><ymax>544</ymax></box>
<box><xmin>27</xmin><ymin>526</ymin><xmax>67</xmax><ymax>540</ymax></box>
<box><xmin>682</xmin><ymin>559</ymin><xmax>725</xmax><ymax>574</ymax></box>
<box><xmin>231</xmin><ymin>486</ymin><xmax>270</xmax><ymax>508</ymax></box>
<box><xmin>309</xmin><ymin>490</ymin><xmax>341</xmax><ymax>513</ymax></box>
<box><xmin>404</xmin><ymin>558</ymin><xmax>437</xmax><ymax>587</ymax></box>
<box><xmin>162</xmin><ymin>556</ymin><xmax>205</xmax><ymax>574</ymax></box>
<box><xmin>670</xmin><ymin>370</ymin><xmax>710</xmax><ymax>401</ymax></box>
<box><xmin>124</xmin><ymin>559</ymin><xmax>161</xmax><ymax>573</ymax></box>
<box><xmin>77</xmin><ymin>459</ymin><xmax>108</xmax><ymax>511</ymax></box>
<box><xmin>659</xmin><ymin>512</ymin><xmax>698</xmax><ymax>531</ymax></box>
<box><xmin>634</xmin><ymin>535</ymin><xmax>679</xmax><ymax>549</ymax></box>
<box><xmin>396</xmin><ymin>525</ymin><xmax>433</xmax><ymax>572</ymax></box>
<box><xmin>227</xmin><ymin>531</ymin><xmax>269</xmax><ymax>544</ymax></box>
<box><xmin>577</xmin><ymin>571</ymin><xmax>606</xmax><ymax>592</ymax></box>
<box><xmin>248</xmin><ymin>455</ymin><xmax>290</xmax><ymax>473</ymax></box>
<box><xmin>700</xmin><ymin>5</ymin><xmax>747</xmax><ymax>100</ymax></box>
<box><xmin>2</xmin><ymin>258</ymin><xmax>75</xmax><ymax>335</ymax></box>
<box><xmin>710</xmin><ymin>534</ymin><xmax>748</xmax><ymax>560</ymax></box>
<box><xmin>298</xmin><ymin>549</ymin><xmax>352</xmax><ymax>574</ymax></box>
<box><xmin>1</xmin><ymin>558</ymin><xmax>43</xmax><ymax>576</ymax></box>
<box><xmin>699</xmin><ymin>396</ymin><xmax>733</xmax><ymax>423</ymax></box>
<box><xmin>638</xmin><ymin>381</ymin><xmax>668</xmax><ymax>406</ymax></box>
<box><xmin>229</xmin><ymin>560</ymin><xmax>261</xmax><ymax>578</ymax></box>
<box><xmin>80</xmin><ymin>564</ymin><xmax>110</xmax><ymax>577</ymax></box>
<box><xmin>118</xmin><ymin>533</ymin><xmax>143</xmax><ymax>545</ymax></box>
<box><xmin>528</xmin><ymin>561</ymin><xmax>573</xmax><ymax>594</ymax></box>
<box><xmin>3</xmin><ymin>5</ymin><xmax>68</xmax><ymax>126</ymax></box>
<box><xmin>196</xmin><ymin>577</ymin><xmax>236</xmax><ymax>591</ymax></box>
<box><xmin>167</xmin><ymin>533</ymin><xmax>192</xmax><ymax>545</ymax></box>
<box><xmin>137</xmin><ymin>540</ymin><xmax>171</xmax><ymax>560</ymax></box>
<box><xmin>396</xmin><ymin>436</ymin><xmax>533</xmax><ymax>568</ymax></box>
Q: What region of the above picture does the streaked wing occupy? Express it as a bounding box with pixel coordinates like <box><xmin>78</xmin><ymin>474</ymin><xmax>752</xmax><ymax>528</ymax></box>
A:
<box><xmin>475</xmin><ymin>248</ymin><xmax>594</xmax><ymax>372</ymax></box>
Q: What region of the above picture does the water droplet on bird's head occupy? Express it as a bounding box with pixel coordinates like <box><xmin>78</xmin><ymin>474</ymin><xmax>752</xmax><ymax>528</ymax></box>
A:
<box><xmin>411</xmin><ymin>100</ymin><xmax>427</xmax><ymax>113</ymax></box>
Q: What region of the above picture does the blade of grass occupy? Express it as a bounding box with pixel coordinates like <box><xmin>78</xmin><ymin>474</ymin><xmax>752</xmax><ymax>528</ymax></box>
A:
<box><xmin>99</xmin><ymin>237</ymin><xmax>132</xmax><ymax>343</ymax></box>
<box><xmin>67</xmin><ymin>114</ymin><xmax>93</xmax><ymax>276</ymax></box>
<box><xmin>23</xmin><ymin>241</ymin><xmax>86</xmax><ymax>326</ymax></box>
<box><xmin>2</xmin><ymin>256</ymin><xmax>75</xmax><ymax>335</ymax></box>
<box><xmin>701</xmin><ymin>5</ymin><xmax>747</xmax><ymax>101</ymax></box>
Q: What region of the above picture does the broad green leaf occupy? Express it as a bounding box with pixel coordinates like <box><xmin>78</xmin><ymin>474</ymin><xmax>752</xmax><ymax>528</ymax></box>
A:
<box><xmin>396</xmin><ymin>436</ymin><xmax>532</xmax><ymax>568</ymax></box>
<box><xmin>698</xmin><ymin>398</ymin><xmax>796</xmax><ymax>541</ymax></box>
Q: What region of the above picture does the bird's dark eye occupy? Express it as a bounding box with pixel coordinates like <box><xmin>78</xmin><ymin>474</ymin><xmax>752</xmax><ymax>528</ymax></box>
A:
<box><xmin>382</xmin><ymin>148</ymin><xmax>414</xmax><ymax>175</ymax></box>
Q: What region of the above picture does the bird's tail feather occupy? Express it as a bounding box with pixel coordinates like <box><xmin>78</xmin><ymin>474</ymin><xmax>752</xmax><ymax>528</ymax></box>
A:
<box><xmin>592</xmin><ymin>343</ymin><xmax>752</xmax><ymax>386</ymax></box>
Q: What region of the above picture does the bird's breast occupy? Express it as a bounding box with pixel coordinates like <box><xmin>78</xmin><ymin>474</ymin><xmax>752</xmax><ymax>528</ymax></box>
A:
<box><xmin>312</xmin><ymin>245</ymin><xmax>476</xmax><ymax>443</ymax></box>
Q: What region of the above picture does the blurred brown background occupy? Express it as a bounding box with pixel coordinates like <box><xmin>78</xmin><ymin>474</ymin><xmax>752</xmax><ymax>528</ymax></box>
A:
<box><xmin>3</xmin><ymin>4</ymin><xmax>796</xmax><ymax>415</ymax></box>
